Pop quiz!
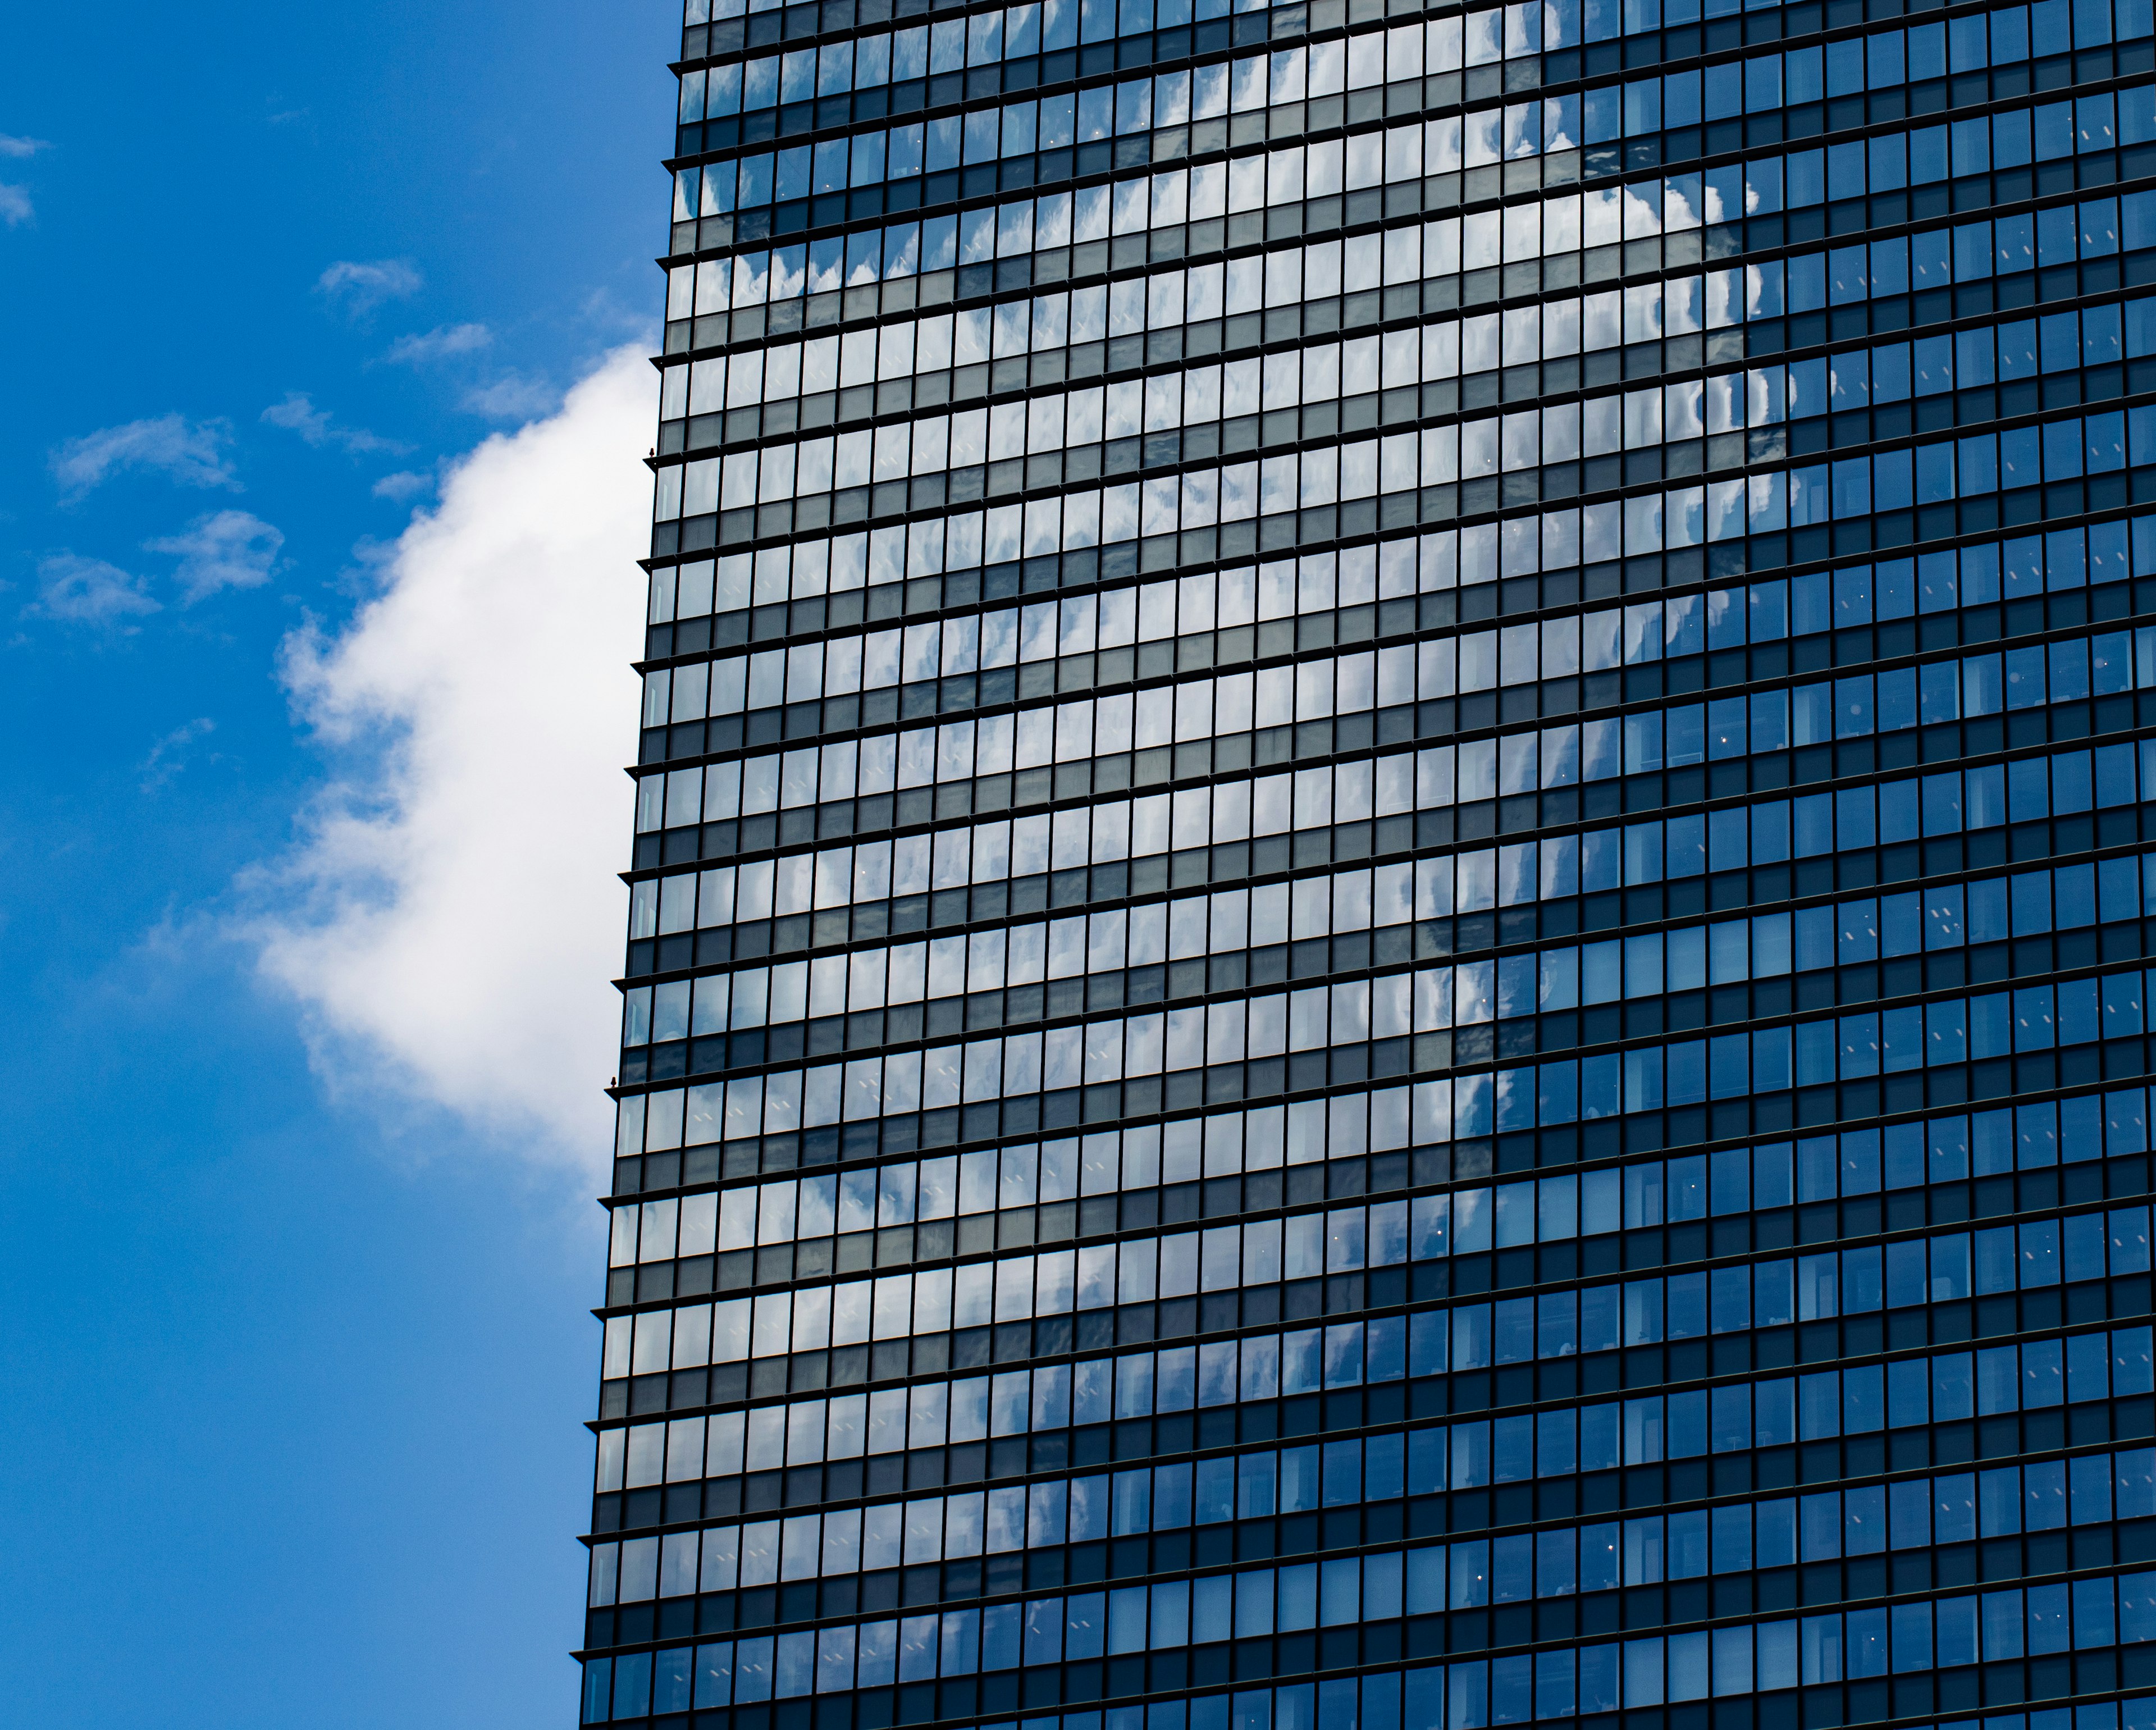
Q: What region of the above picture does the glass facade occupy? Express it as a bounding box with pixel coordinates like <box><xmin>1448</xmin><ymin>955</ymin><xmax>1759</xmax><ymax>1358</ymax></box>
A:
<box><xmin>582</xmin><ymin>3</ymin><xmax>2156</xmax><ymax>1730</ymax></box>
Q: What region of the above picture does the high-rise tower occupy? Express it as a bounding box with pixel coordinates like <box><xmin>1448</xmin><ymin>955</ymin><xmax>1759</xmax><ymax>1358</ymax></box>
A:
<box><xmin>584</xmin><ymin>7</ymin><xmax>2156</xmax><ymax>1730</ymax></box>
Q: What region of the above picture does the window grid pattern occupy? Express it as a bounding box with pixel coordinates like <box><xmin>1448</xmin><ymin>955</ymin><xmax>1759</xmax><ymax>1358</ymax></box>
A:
<box><xmin>583</xmin><ymin>7</ymin><xmax>2156</xmax><ymax>1730</ymax></box>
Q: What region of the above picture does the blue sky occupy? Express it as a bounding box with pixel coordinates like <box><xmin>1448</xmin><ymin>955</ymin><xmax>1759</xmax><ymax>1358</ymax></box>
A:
<box><xmin>0</xmin><ymin>6</ymin><xmax>674</xmax><ymax>1725</ymax></box>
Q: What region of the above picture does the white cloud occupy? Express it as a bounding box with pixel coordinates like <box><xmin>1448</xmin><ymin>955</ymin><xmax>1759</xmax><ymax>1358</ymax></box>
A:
<box><xmin>140</xmin><ymin>718</ymin><xmax>217</xmax><ymax>791</ymax></box>
<box><xmin>241</xmin><ymin>346</ymin><xmax>652</xmax><ymax>1169</ymax></box>
<box><xmin>261</xmin><ymin>390</ymin><xmax>405</xmax><ymax>455</ymax></box>
<box><xmin>50</xmin><ymin>413</ymin><xmax>239</xmax><ymax>500</ymax></box>
<box><xmin>385</xmin><ymin>322</ymin><xmax>493</xmax><ymax>364</ymax></box>
<box><xmin>462</xmin><ymin>372</ymin><xmax>561</xmax><ymax>420</ymax></box>
<box><xmin>371</xmin><ymin>469</ymin><xmax>435</xmax><ymax>502</ymax></box>
<box><xmin>29</xmin><ymin>554</ymin><xmax>162</xmax><ymax>627</ymax></box>
<box><xmin>147</xmin><ymin>509</ymin><xmax>286</xmax><ymax>603</ymax></box>
<box><xmin>0</xmin><ymin>134</ymin><xmax>46</xmax><ymax>222</ymax></box>
<box><xmin>317</xmin><ymin>258</ymin><xmax>423</xmax><ymax>314</ymax></box>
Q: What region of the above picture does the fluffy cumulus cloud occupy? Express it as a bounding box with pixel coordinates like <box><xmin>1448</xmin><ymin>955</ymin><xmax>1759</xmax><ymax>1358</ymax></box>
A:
<box><xmin>243</xmin><ymin>347</ymin><xmax>652</xmax><ymax>1168</ymax></box>
<box><xmin>50</xmin><ymin>413</ymin><xmax>239</xmax><ymax>500</ymax></box>
<box><xmin>316</xmin><ymin>257</ymin><xmax>423</xmax><ymax>314</ymax></box>
<box><xmin>147</xmin><ymin>509</ymin><xmax>286</xmax><ymax>603</ymax></box>
<box><xmin>29</xmin><ymin>554</ymin><xmax>162</xmax><ymax>627</ymax></box>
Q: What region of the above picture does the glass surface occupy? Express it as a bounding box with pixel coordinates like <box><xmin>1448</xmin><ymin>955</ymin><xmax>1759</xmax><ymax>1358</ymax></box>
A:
<box><xmin>586</xmin><ymin>2</ymin><xmax>2156</xmax><ymax>1727</ymax></box>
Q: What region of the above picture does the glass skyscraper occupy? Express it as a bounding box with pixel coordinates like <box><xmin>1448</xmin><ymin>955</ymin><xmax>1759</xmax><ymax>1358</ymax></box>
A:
<box><xmin>585</xmin><ymin>2</ymin><xmax>2156</xmax><ymax>1730</ymax></box>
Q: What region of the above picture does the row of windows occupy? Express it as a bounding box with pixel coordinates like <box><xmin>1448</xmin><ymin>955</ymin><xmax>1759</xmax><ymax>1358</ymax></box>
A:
<box><xmin>664</xmin><ymin>0</ymin><xmax>2148</xmax><ymax>238</ymax></box>
<box><xmin>602</xmin><ymin>1098</ymin><xmax>2118</xmax><ymax>1299</ymax></box>
<box><xmin>674</xmin><ymin>0</ymin><xmax>1926</xmax><ymax>69</ymax></box>
<box><xmin>640</xmin><ymin>564</ymin><xmax>2145</xmax><ymax>786</ymax></box>
<box><xmin>674</xmin><ymin>0</ymin><xmax>2137</xmax><ymax>189</ymax></box>
<box><xmin>789</xmin><ymin>8</ymin><xmax>2150</xmax><ymax>167</ymax></box>
<box><xmin>661</xmin><ymin>205</ymin><xmax>2141</xmax><ymax>471</ymax></box>
<box><xmin>585</xmin><ymin>1552</ymin><xmax>2133</xmax><ymax>1696</ymax></box>
<box><xmin>619</xmin><ymin>934</ymin><xmax>2152</xmax><ymax>1125</ymax></box>
<box><xmin>603</xmin><ymin>1084</ymin><xmax>2145</xmax><ymax>1260</ymax></box>
<box><xmin>614</xmin><ymin>1164</ymin><xmax>2144</xmax><ymax>1330</ymax></box>
<box><xmin>636</xmin><ymin>576</ymin><xmax>2146</xmax><ymax>788</ymax></box>
<box><xmin>595</xmin><ymin>1639</ymin><xmax>2139</xmax><ymax>1726</ymax></box>
<box><xmin>610</xmin><ymin>1083</ymin><xmax>2130</xmax><ymax>1256</ymax></box>
<box><xmin>668</xmin><ymin>304</ymin><xmax>2139</xmax><ymax>503</ymax></box>
<box><xmin>689</xmin><ymin>0</ymin><xmax>2030</xmax><ymax>135</ymax></box>
<box><xmin>650</xmin><ymin>350</ymin><xmax>2152</xmax><ymax>577</ymax></box>
<box><xmin>642</xmin><ymin>489</ymin><xmax>2143</xmax><ymax>638</ymax></box>
<box><xmin>639</xmin><ymin>682</ymin><xmax>2146</xmax><ymax>874</ymax></box>
<box><xmin>656</xmin><ymin>380</ymin><xmax>2146</xmax><ymax>577</ymax></box>
<box><xmin>642</xmin><ymin>595</ymin><xmax>2139</xmax><ymax>768</ymax></box>
<box><xmin>658</xmin><ymin>112</ymin><xmax>2156</xmax><ymax>404</ymax></box>
<box><xmin>596</xmin><ymin>1389</ymin><xmax>2150</xmax><ymax>1581</ymax></box>
<box><xmin>595</xmin><ymin>1139</ymin><xmax>2156</xmax><ymax>1371</ymax></box>
<box><xmin>635</xmin><ymin>586</ymin><xmax>2145</xmax><ymax>836</ymax></box>
<box><xmin>616</xmin><ymin>854</ymin><xmax>2156</xmax><ymax>1070</ymax></box>
<box><xmin>625</xmin><ymin>673</ymin><xmax>2121</xmax><ymax>862</ymax></box>
<box><xmin>595</xmin><ymin>1314</ymin><xmax>2156</xmax><ymax>1540</ymax></box>
<box><xmin>615</xmin><ymin>935</ymin><xmax>2156</xmax><ymax>1151</ymax></box>
<box><xmin>595</xmin><ymin>1142</ymin><xmax>2156</xmax><ymax>1409</ymax></box>
<box><xmin>601</xmin><ymin>1384</ymin><xmax>2149</xmax><ymax>1574</ymax></box>
<box><xmin>657</xmin><ymin>66</ymin><xmax>2156</xmax><ymax>345</ymax></box>
<box><xmin>620</xmin><ymin>949</ymin><xmax>2156</xmax><ymax>1156</ymax></box>
<box><xmin>603</xmin><ymin>1265</ymin><xmax>2156</xmax><ymax>1492</ymax></box>
<box><xmin>655</xmin><ymin>388</ymin><xmax>2156</xmax><ymax>595</ymax></box>
<box><xmin>625</xmin><ymin>736</ymin><xmax>2143</xmax><ymax>956</ymax></box>
<box><xmin>652</xmin><ymin>348</ymin><xmax>2139</xmax><ymax>565</ymax></box>
<box><xmin>629</xmin><ymin>746</ymin><xmax>2139</xmax><ymax>957</ymax></box>
<box><xmin>590</xmin><ymin>1431</ymin><xmax>2155</xmax><ymax>1613</ymax></box>
<box><xmin>657</xmin><ymin>291</ymin><xmax>2156</xmax><ymax>503</ymax></box>
<box><xmin>649</xmin><ymin>801</ymin><xmax>2146</xmax><ymax>968</ymax></box>
<box><xmin>604</xmin><ymin>1405</ymin><xmax>1437</xmax><ymax>1499</ymax></box>
<box><xmin>653</xmin><ymin>365</ymin><xmax>2156</xmax><ymax>591</ymax></box>
<box><xmin>604</xmin><ymin>1216</ymin><xmax>2139</xmax><ymax>1398</ymax></box>
<box><xmin>661</xmin><ymin>191</ymin><xmax>2145</xmax><ymax>457</ymax></box>
<box><xmin>586</xmin><ymin>1568</ymin><xmax>2156</xmax><ymax>1725</ymax></box>
<box><xmin>633</xmin><ymin>700</ymin><xmax>2143</xmax><ymax>885</ymax></box>
<box><xmin>609</xmin><ymin>1190</ymin><xmax>2153</xmax><ymax>1364</ymax></box>
<box><xmin>601</xmin><ymin>1156</ymin><xmax>2151</xmax><ymax>1353</ymax></box>
<box><xmin>606</xmin><ymin>1055</ymin><xmax>2149</xmax><ymax>1251</ymax></box>
<box><xmin>600</xmin><ymin>1099</ymin><xmax>2145</xmax><ymax>1307</ymax></box>
<box><xmin>603</xmin><ymin>1189</ymin><xmax>2148</xmax><ymax>1377</ymax></box>
<box><xmin>681</xmin><ymin>0</ymin><xmax>1309</xmax><ymax>70</ymax></box>
<box><xmin>630</xmin><ymin>701</ymin><xmax>2143</xmax><ymax>930</ymax></box>
<box><xmin>613</xmin><ymin>908</ymin><xmax>2156</xmax><ymax>1133</ymax></box>
<box><xmin>620</xmin><ymin>859</ymin><xmax>2155</xmax><ymax>1094</ymax></box>
<box><xmin>686</xmin><ymin>113</ymin><xmax>2143</xmax><ymax>322</ymax></box>
<box><xmin>599</xmin><ymin>1393</ymin><xmax>2156</xmax><ymax>1583</ymax></box>
<box><xmin>663</xmin><ymin>270</ymin><xmax>1767</xmax><ymax>435</ymax></box>
<box><xmin>679</xmin><ymin>8</ymin><xmax>1581</xmax><ymax>140</ymax></box>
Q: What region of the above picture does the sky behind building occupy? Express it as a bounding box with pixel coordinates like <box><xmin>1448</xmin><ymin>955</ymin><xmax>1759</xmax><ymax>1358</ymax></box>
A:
<box><xmin>0</xmin><ymin>6</ymin><xmax>681</xmax><ymax>1726</ymax></box>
